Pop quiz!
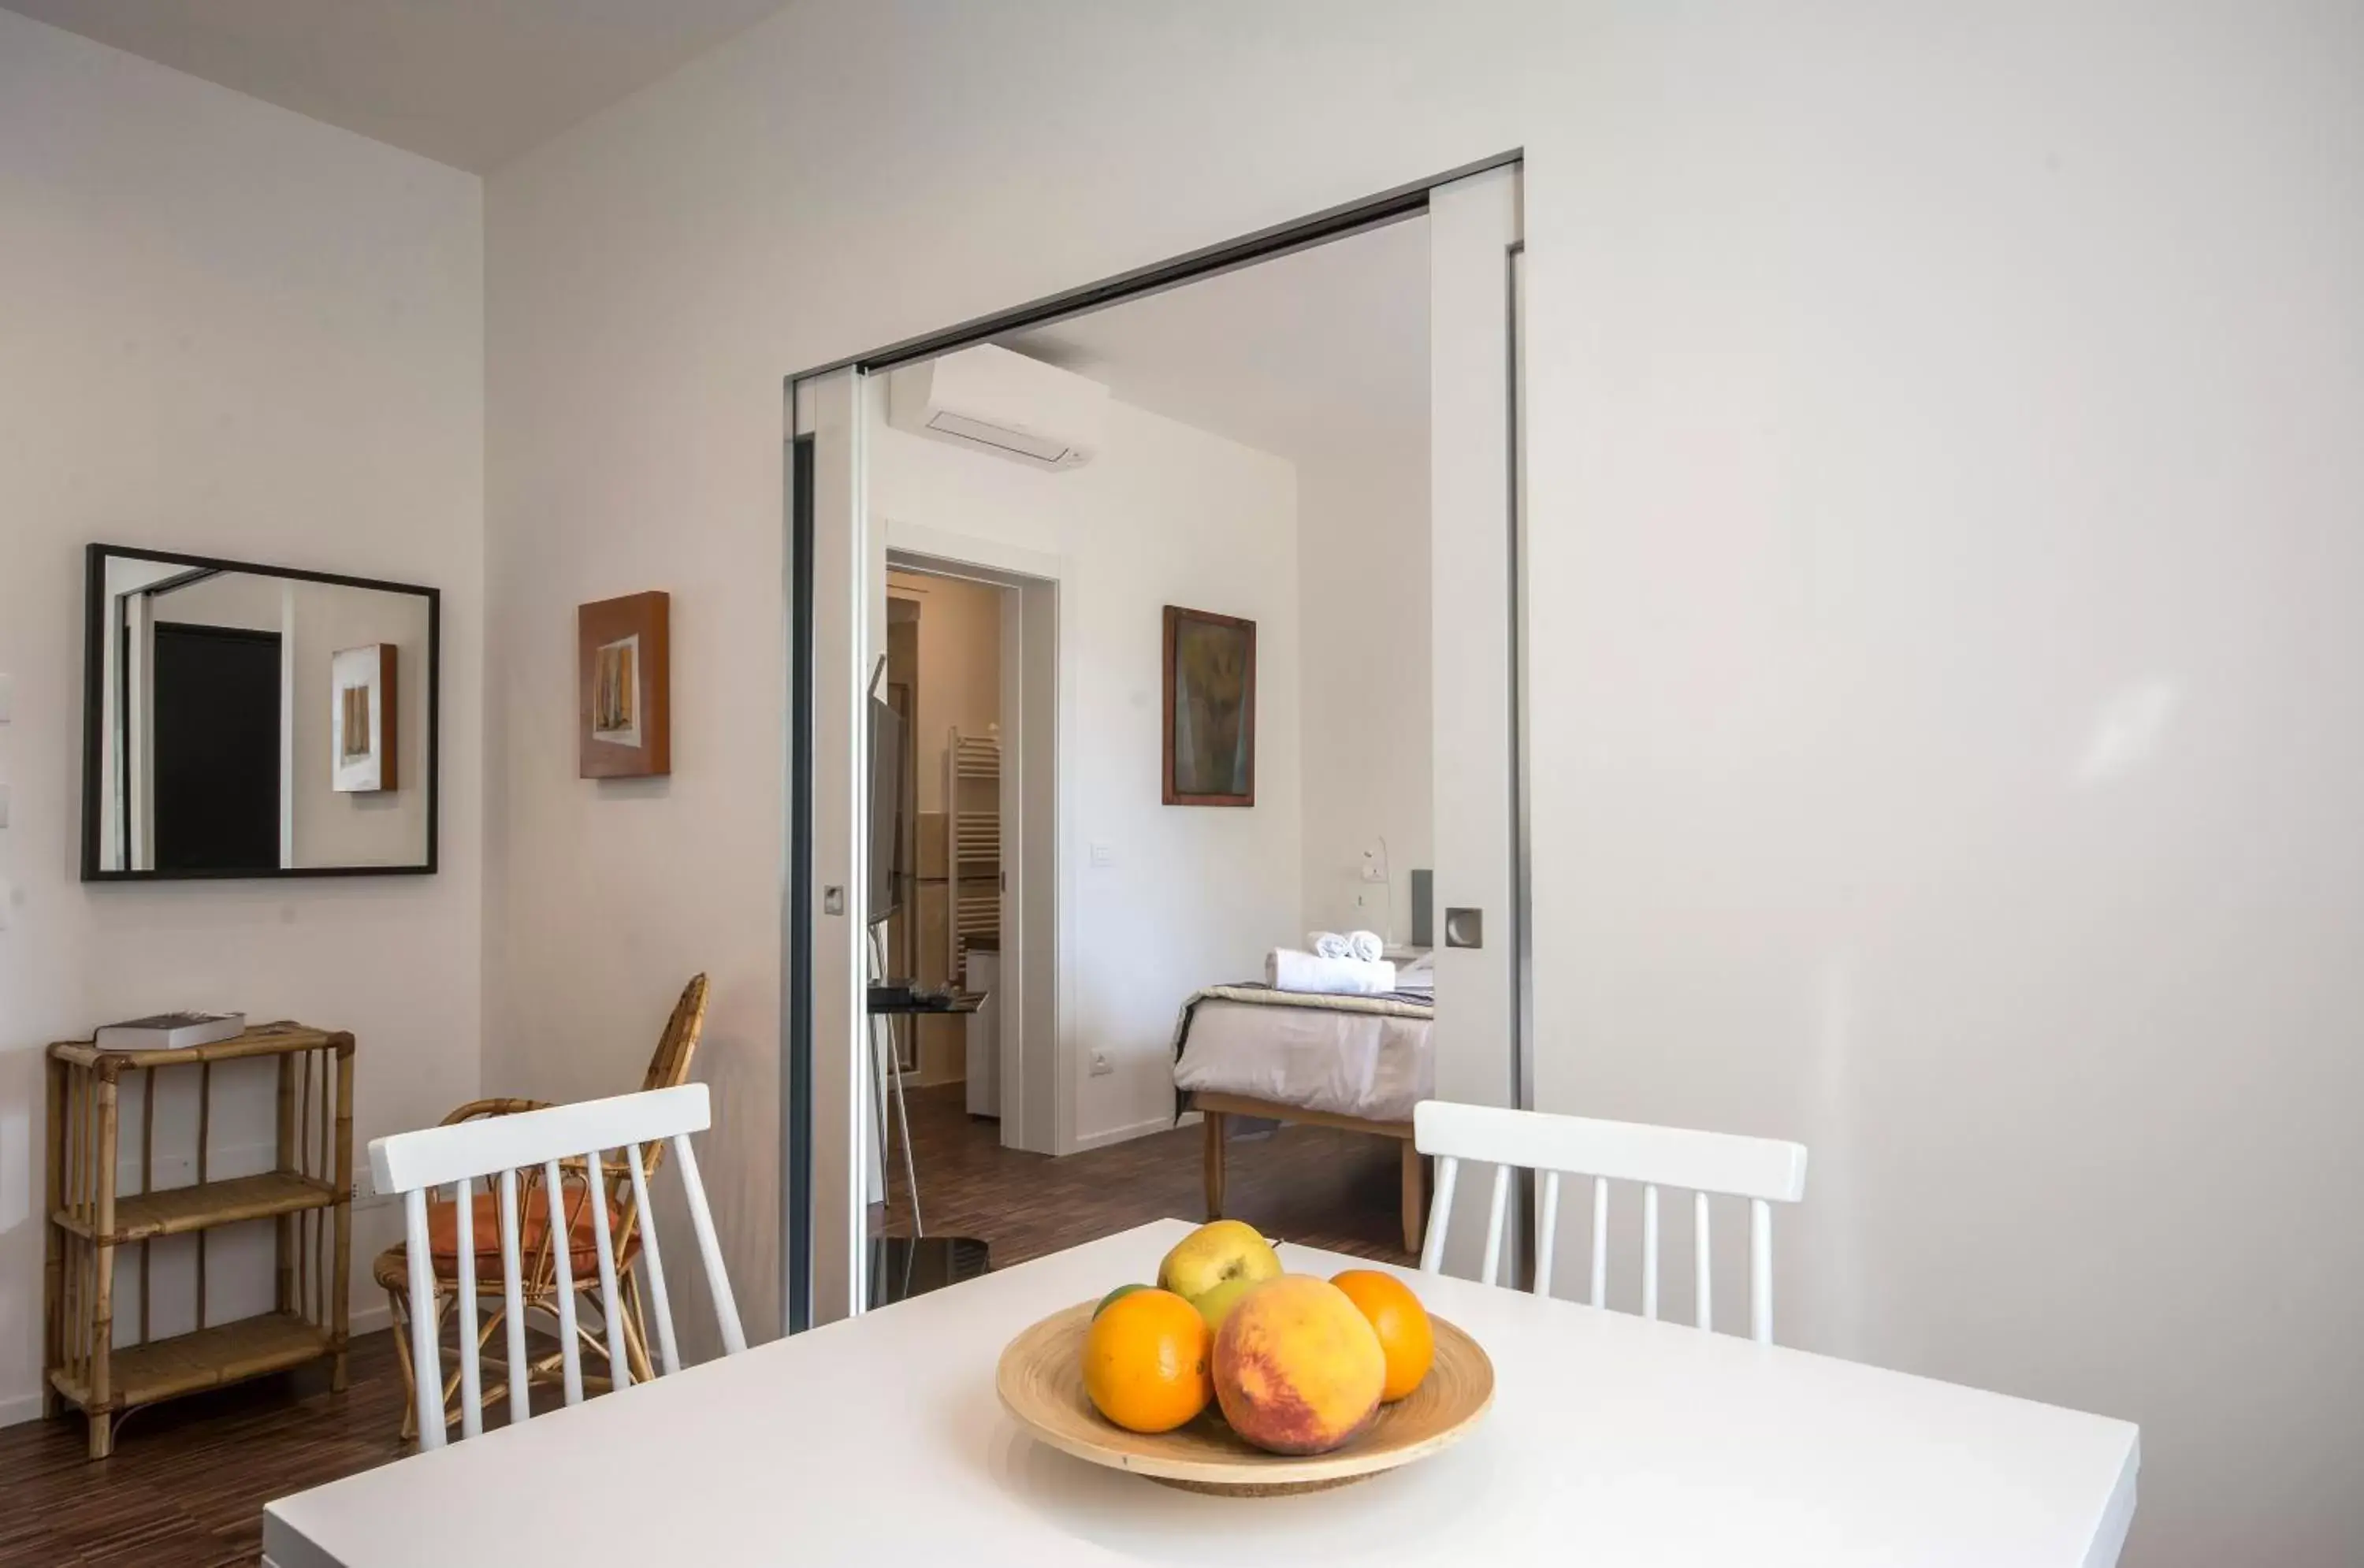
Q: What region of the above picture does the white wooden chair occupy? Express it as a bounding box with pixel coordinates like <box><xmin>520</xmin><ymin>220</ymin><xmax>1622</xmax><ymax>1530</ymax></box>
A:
<box><xmin>368</xmin><ymin>1083</ymin><xmax>746</xmax><ymax>1449</ymax></box>
<box><xmin>1413</xmin><ymin>1100</ymin><xmax>1809</xmax><ymax>1344</ymax></box>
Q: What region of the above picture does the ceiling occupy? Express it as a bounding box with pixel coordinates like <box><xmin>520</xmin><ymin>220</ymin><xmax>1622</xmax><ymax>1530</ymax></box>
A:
<box><xmin>2</xmin><ymin>0</ymin><xmax>794</xmax><ymax>172</ymax></box>
<box><xmin>1000</xmin><ymin>214</ymin><xmax>1428</xmax><ymax>469</ymax></box>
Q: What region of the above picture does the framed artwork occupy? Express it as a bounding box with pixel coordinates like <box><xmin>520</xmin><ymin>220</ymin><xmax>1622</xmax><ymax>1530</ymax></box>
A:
<box><xmin>329</xmin><ymin>643</ymin><xmax>397</xmax><ymax>793</ymax></box>
<box><xmin>578</xmin><ymin>591</ymin><xmax>671</xmax><ymax>778</ymax></box>
<box><xmin>1162</xmin><ymin>604</ymin><xmax>1256</xmax><ymax>807</ymax></box>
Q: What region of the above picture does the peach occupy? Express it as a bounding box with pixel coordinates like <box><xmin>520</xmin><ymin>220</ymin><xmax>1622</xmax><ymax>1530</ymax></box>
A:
<box><xmin>1211</xmin><ymin>1276</ymin><xmax>1387</xmax><ymax>1455</ymax></box>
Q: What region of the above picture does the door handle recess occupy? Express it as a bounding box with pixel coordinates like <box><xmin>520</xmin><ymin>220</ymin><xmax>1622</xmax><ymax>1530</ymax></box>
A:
<box><xmin>1444</xmin><ymin>907</ymin><xmax>1484</xmax><ymax>949</ymax></box>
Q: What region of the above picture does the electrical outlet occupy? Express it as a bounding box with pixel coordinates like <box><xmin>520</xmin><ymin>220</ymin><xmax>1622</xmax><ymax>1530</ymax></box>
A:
<box><xmin>1089</xmin><ymin>1050</ymin><xmax>1113</xmax><ymax>1076</ymax></box>
<box><xmin>349</xmin><ymin>1169</ymin><xmax>398</xmax><ymax>1210</ymax></box>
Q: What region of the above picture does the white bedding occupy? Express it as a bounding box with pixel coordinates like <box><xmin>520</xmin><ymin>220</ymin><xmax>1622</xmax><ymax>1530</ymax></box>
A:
<box><xmin>1173</xmin><ymin>997</ymin><xmax>1434</xmax><ymax>1124</ymax></box>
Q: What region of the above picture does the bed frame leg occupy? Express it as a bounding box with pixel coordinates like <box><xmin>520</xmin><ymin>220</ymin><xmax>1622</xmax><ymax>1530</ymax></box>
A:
<box><xmin>1400</xmin><ymin>1139</ymin><xmax>1426</xmax><ymax>1258</ymax></box>
<box><xmin>1202</xmin><ymin>1110</ymin><xmax>1227</xmax><ymax>1220</ymax></box>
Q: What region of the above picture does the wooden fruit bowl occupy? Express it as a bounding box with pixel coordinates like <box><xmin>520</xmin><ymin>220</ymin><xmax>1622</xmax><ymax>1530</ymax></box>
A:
<box><xmin>995</xmin><ymin>1300</ymin><xmax>1494</xmax><ymax>1496</ymax></box>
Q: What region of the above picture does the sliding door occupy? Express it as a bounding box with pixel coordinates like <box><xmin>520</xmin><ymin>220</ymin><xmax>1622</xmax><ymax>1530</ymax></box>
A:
<box><xmin>1428</xmin><ymin>163</ymin><xmax>1527</xmax><ymax>1279</ymax></box>
<box><xmin>788</xmin><ymin>366</ymin><xmax>872</xmax><ymax>1328</ymax></box>
<box><xmin>787</xmin><ymin>161</ymin><xmax>1528</xmax><ymax>1325</ymax></box>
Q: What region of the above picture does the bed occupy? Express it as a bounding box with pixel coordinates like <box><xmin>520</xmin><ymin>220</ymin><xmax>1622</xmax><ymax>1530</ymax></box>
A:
<box><xmin>1170</xmin><ymin>980</ymin><xmax>1436</xmax><ymax>1254</ymax></box>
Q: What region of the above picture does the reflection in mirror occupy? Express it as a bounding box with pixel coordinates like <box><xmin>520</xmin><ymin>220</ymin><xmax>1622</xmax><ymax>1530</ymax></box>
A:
<box><xmin>87</xmin><ymin>548</ymin><xmax>437</xmax><ymax>877</ymax></box>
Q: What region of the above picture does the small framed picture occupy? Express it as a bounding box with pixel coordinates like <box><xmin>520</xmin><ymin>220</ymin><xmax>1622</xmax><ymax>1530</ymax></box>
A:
<box><xmin>1162</xmin><ymin>604</ymin><xmax>1255</xmax><ymax>807</ymax></box>
<box><xmin>578</xmin><ymin>592</ymin><xmax>671</xmax><ymax>778</ymax></box>
<box><xmin>330</xmin><ymin>644</ymin><xmax>397</xmax><ymax>793</ymax></box>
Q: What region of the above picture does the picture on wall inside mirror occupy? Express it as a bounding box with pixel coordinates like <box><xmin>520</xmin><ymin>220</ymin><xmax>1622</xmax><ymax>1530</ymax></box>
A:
<box><xmin>592</xmin><ymin>634</ymin><xmax>641</xmax><ymax>747</ymax></box>
<box><xmin>340</xmin><ymin>687</ymin><xmax>370</xmax><ymax>760</ymax></box>
<box><xmin>578</xmin><ymin>590</ymin><xmax>671</xmax><ymax>778</ymax></box>
<box><xmin>329</xmin><ymin>643</ymin><xmax>397</xmax><ymax>793</ymax></box>
<box><xmin>1162</xmin><ymin>604</ymin><xmax>1255</xmax><ymax>807</ymax></box>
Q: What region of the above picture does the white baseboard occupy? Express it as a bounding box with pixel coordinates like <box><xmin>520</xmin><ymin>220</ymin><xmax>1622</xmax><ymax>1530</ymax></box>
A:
<box><xmin>0</xmin><ymin>1302</ymin><xmax>397</xmax><ymax>1430</ymax></box>
<box><xmin>1069</xmin><ymin>1113</ymin><xmax>1192</xmax><ymax>1153</ymax></box>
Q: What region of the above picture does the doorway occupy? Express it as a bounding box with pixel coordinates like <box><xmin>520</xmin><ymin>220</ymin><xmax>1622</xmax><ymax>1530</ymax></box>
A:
<box><xmin>151</xmin><ymin>622</ymin><xmax>281</xmax><ymax>871</ymax></box>
<box><xmin>881</xmin><ymin>547</ymin><xmax>1061</xmax><ymax>1162</ymax></box>
<box><xmin>788</xmin><ymin>158</ymin><xmax>1527</xmax><ymax>1332</ymax></box>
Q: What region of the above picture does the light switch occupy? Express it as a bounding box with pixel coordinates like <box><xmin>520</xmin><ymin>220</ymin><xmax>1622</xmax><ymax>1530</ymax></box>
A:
<box><xmin>1090</xmin><ymin>842</ymin><xmax>1116</xmax><ymax>868</ymax></box>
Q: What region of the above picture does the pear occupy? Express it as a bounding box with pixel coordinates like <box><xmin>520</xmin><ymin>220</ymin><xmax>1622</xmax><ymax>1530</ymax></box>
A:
<box><xmin>1187</xmin><ymin>1274</ymin><xmax>1261</xmax><ymax>1334</ymax></box>
<box><xmin>1158</xmin><ymin>1219</ymin><xmax>1282</xmax><ymax>1301</ymax></box>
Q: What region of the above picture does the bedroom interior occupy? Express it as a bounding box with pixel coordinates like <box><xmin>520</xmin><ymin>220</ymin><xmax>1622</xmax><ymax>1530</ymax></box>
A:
<box><xmin>857</xmin><ymin>213</ymin><xmax>1449</xmax><ymax>1279</ymax></box>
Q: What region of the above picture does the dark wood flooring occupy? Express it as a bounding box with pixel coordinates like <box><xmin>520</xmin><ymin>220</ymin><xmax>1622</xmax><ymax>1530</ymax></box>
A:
<box><xmin>882</xmin><ymin>1081</ymin><xmax>1414</xmax><ymax>1271</ymax></box>
<box><xmin>0</xmin><ymin>1082</ymin><xmax>1407</xmax><ymax>1566</ymax></box>
<box><xmin>0</xmin><ymin>1339</ymin><xmax>409</xmax><ymax>1568</ymax></box>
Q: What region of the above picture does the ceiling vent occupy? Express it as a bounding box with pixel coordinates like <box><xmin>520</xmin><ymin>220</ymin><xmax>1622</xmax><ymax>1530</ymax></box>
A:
<box><xmin>886</xmin><ymin>344</ymin><xmax>1106</xmax><ymax>470</ymax></box>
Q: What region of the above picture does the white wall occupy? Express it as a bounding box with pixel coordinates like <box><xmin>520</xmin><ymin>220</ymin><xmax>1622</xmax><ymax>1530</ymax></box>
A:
<box><xmin>1295</xmin><ymin>443</ymin><xmax>1433</xmax><ymax>941</ymax></box>
<box><xmin>481</xmin><ymin>3</ymin><xmax>2364</xmax><ymax>1560</ymax></box>
<box><xmin>0</xmin><ymin>9</ymin><xmax>484</xmax><ymax>1421</ymax></box>
<box><xmin>872</xmin><ymin>401</ymin><xmax>1303</xmax><ymax>1147</ymax></box>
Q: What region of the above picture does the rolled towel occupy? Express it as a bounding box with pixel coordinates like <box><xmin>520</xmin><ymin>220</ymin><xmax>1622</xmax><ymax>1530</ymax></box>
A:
<box><xmin>1267</xmin><ymin>948</ymin><xmax>1398</xmax><ymax>996</ymax></box>
<box><xmin>1345</xmin><ymin>929</ymin><xmax>1385</xmax><ymax>964</ymax></box>
<box><xmin>1308</xmin><ymin>930</ymin><xmax>1352</xmax><ymax>960</ymax></box>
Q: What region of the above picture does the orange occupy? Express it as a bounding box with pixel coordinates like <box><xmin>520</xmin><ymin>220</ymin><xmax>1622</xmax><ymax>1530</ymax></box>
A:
<box><xmin>1080</xmin><ymin>1287</ymin><xmax>1214</xmax><ymax>1433</ymax></box>
<box><xmin>1331</xmin><ymin>1269</ymin><xmax>1435</xmax><ymax>1403</ymax></box>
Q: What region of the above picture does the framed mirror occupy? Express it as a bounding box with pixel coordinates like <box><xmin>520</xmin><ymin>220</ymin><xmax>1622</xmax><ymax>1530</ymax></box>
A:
<box><xmin>82</xmin><ymin>544</ymin><xmax>440</xmax><ymax>879</ymax></box>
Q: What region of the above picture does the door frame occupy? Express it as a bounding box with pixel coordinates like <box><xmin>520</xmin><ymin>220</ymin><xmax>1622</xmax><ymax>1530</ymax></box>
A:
<box><xmin>784</xmin><ymin>150</ymin><xmax>1529</xmax><ymax>1335</ymax></box>
<box><xmin>883</xmin><ymin>527</ymin><xmax>1069</xmax><ymax>1158</ymax></box>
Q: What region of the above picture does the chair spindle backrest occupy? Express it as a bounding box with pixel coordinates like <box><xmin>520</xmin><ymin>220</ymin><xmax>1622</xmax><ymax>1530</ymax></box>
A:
<box><xmin>371</xmin><ymin>1083</ymin><xmax>744</xmax><ymax>1449</ymax></box>
<box><xmin>1413</xmin><ymin>1101</ymin><xmax>1808</xmax><ymax>1345</ymax></box>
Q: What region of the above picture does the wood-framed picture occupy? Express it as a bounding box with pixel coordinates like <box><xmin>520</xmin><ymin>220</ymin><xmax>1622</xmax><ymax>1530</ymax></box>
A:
<box><xmin>329</xmin><ymin>643</ymin><xmax>397</xmax><ymax>793</ymax></box>
<box><xmin>1162</xmin><ymin>604</ymin><xmax>1256</xmax><ymax>807</ymax></box>
<box><xmin>578</xmin><ymin>591</ymin><xmax>671</xmax><ymax>778</ymax></box>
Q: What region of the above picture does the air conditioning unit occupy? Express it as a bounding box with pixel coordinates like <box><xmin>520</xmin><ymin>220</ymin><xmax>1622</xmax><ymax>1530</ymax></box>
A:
<box><xmin>886</xmin><ymin>344</ymin><xmax>1106</xmax><ymax>470</ymax></box>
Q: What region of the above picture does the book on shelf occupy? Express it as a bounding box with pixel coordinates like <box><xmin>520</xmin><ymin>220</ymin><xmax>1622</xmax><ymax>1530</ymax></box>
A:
<box><xmin>94</xmin><ymin>1012</ymin><xmax>247</xmax><ymax>1052</ymax></box>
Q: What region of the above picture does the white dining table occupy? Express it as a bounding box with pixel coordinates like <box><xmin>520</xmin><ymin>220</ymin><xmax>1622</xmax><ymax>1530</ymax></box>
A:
<box><xmin>265</xmin><ymin>1218</ymin><xmax>2138</xmax><ymax>1566</ymax></box>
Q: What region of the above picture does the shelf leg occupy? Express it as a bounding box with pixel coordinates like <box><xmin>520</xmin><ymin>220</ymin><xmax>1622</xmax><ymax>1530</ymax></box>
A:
<box><xmin>91</xmin><ymin>1068</ymin><xmax>118</xmax><ymax>1446</ymax></box>
<box><xmin>42</xmin><ymin>1057</ymin><xmax>63</xmax><ymax>1419</ymax></box>
<box><xmin>331</xmin><ymin>1039</ymin><xmax>355</xmax><ymax>1391</ymax></box>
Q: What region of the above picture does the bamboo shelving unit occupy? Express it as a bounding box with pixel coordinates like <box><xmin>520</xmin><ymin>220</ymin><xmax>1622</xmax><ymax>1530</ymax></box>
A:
<box><xmin>45</xmin><ymin>1022</ymin><xmax>353</xmax><ymax>1458</ymax></box>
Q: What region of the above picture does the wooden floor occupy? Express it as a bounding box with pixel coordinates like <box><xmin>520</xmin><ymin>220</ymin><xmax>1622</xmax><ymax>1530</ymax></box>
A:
<box><xmin>0</xmin><ymin>1082</ymin><xmax>1406</xmax><ymax>1566</ymax></box>
<box><xmin>882</xmin><ymin>1080</ymin><xmax>1415</xmax><ymax>1271</ymax></box>
<box><xmin>0</xmin><ymin>1339</ymin><xmax>410</xmax><ymax>1568</ymax></box>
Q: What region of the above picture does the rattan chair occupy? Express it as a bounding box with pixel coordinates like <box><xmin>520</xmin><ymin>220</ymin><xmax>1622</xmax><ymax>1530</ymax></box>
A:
<box><xmin>374</xmin><ymin>974</ymin><xmax>708</xmax><ymax>1440</ymax></box>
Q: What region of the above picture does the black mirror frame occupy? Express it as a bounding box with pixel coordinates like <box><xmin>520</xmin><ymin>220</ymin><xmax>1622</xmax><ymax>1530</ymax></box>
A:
<box><xmin>80</xmin><ymin>542</ymin><xmax>440</xmax><ymax>881</ymax></box>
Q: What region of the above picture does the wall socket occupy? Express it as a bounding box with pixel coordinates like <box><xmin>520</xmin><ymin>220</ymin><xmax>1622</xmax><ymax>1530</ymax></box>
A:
<box><xmin>349</xmin><ymin>1169</ymin><xmax>395</xmax><ymax>1210</ymax></box>
<box><xmin>1089</xmin><ymin>1050</ymin><xmax>1113</xmax><ymax>1076</ymax></box>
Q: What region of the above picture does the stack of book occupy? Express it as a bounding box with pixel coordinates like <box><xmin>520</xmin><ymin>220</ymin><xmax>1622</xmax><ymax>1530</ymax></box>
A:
<box><xmin>93</xmin><ymin>1012</ymin><xmax>247</xmax><ymax>1051</ymax></box>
